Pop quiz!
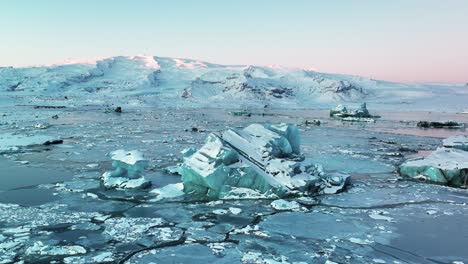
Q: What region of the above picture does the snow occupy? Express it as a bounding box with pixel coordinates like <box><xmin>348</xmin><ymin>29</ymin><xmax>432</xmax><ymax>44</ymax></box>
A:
<box><xmin>110</xmin><ymin>149</ymin><xmax>146</xmax><ymax>166</ymax></box>
<box><xmin>150</xmin><ymin>183</ymin><xmax>185</xmax><ymax>201</ymax></box>
<box><xmin>2</xmin><ymin>55</ymin><xmax>467</xmax><ymax>111</ymax></box>
<box><xmin>270</xmin><ymin>199</ymin><xmax>301</xmax><ymax>211</ymax></box>
<box><xmin>25</xmin><ymin>241</ymin><xmax>86</xmax><ymax>256</ymax></box>
<box><xmin>174</xmin><ymin>58</ymin><xmax>207</xmax><ymax>69</ymax></box>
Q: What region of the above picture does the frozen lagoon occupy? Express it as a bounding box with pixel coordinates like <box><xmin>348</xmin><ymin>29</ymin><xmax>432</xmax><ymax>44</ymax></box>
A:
<box><xmin>1</xmin><ymin>106</ymin><xmax>468</xmax><ymax>263</ymax></box>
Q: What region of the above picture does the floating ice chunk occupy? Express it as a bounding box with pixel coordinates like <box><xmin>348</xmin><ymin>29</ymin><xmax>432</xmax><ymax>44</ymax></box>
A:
<box><xmin>101</xmin><ymin>175</ymin><xmax>150</xmax><ymax>189</ymax></box>
<box><xmin>151</xmin><ymin>183</ymin><xmax>185</xmax><ymax>201</ymax></box>
<box><xmin>369</xmin><ymin>212</ymin><xmax>393</xmax><ymax>222</ymax></box>
<box><xmin>399</xmin><ymin>147</ymin><xmax>468</xmax><ymax>186</ymax></box>
<box><xmin>103</xmin><ymin>217</ymin><xmax>165</xmax><ymax>243</ymax></box>
<box><xmin>271</xmin><ymin>199</ymin><xmax>301</xmax><ymax>211</ymax></box>
<box><xmin>25</xmin><ymin>241</ymin><xmax>86</xmax><ymax>256</ymax></box>
<box><xmin>34</xmin><ymin>122</ymin><xmax>50</xmax><ymax>129</ymax></box>
<box><xmin>443</xmin><ymin>135</ymin><xmax>468</xmax><ymax>151</ymax></box>
<box><xmin>321</xmin><ymin>173</ymin><xmax>351</xmax><ymax>194</ymax></box>
<box><xmin>349</xmin><ymin>237</ymin><xmax>373</xmax><ymax>245</ymax></box>
<box><xmin>101</xmin><ymin>149</ymin><xmax>151</xmax><ymax>189</ymax></box>
<box><xmin>229</xmin><ymin>207</ymin><xmax>242</xmax><ymax>215</ymax></box>
<box><xmin>221</xmin><ymin>187</ymin><xmax>278</xmax><ymax>200</ymax></box>
<box><xmin>426</xmin><ymin>210</ymin><xmax>438</xmax><ymax>215</ymax></box>
<box><xmin>92</xmin><ymin>252</ymin><xmax>114</xmax><ymax>262</ymax></box>
<box><xmin>212</xmin><ymin>209</ymin><xmax>229</xmax><ymax>215</ymax></box>
<box><xmin>330</xmin><ymin>104</ymin><xmax>348</xmax><ymax>117</ymax></box>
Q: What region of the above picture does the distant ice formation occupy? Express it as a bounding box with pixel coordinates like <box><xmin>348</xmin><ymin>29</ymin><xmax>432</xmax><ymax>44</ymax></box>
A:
<box><xmin>329</xmin><ymin>103</ymin><xmax>378</xmax><ymax>123</ymax></box>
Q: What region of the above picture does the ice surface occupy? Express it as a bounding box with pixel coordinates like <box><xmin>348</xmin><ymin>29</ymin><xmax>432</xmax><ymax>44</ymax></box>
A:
<box><xmin>270</xmin><ymin>199</ymin><xmax>301</xmax><ymax>211</ymax></box>
<box><xmin>180</xmin><ymin>123</ymin><xmax>350</xmax><ymax>198</ymax></box>
<box><xmin>0</xmin><ymin>132</ymin><xmax>56</xmax><ymax>154</ymax></box>
<box><xmin>101</xmin><ymin>149</ymin><xmax>151</xmax><ymax>189</ymax></box>
<box><xmin>443</xmin><ymin>135</ymin><xmax>468</xmax><ymax>151</ymax></box>
<box><xmin>25</xmin><ymin>241</ymin><xmax>87</xmax><ymax>256</ymax></box>
<box><xmin>399</xmin><ymin>147</ymin><xmax>468</xmax><ymax>186</ymax></box>
<box><xmin>151</xmin><ymin>182</ymin><xmax>185</xmax><ymax>201</ymax></box>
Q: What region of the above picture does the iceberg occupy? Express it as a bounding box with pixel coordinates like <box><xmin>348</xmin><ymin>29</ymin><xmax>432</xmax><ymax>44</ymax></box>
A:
<box><xmin>330</xmin><ymin>102</ymin><xmax>373</xmax><ymax>118</ymax></box>
<box><xmin>101</xmin><ymin>150</ymin><xmax>151</xmax><ymax>189</ymax></box>
<box><xmin>399</xmin><ymin>147</ymin><xmax>468</xmax><ymax>186</ymax></box>
<box><xmin>443</xmin><ymin>135</ymin><xmax>468</xmax><ymax>151</ymax></box>
<box><xmin>329</xmin><ymin>104</ymin><xmax>349</xmax><ymax>117</ymax></box>
<box><xmin>180</xmin><ymin>123</ymin><xmax>350</xmax><ymax>198</ymax></box>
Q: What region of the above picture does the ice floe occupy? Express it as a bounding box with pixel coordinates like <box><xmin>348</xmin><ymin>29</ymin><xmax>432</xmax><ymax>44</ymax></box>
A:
<box><xmin>443</xmin><ymin>135</ymin><xmax>468</xmax><ymax>151</ymax></box>
<box><xmin>400</xmin><ymin>144</ymin><xmax>468</xmax><ymax>186</ymax></box>
<box><xmin>0</xmin><ymin>132</ymin><xmax>57</xmax><ymax>154</ymax></box>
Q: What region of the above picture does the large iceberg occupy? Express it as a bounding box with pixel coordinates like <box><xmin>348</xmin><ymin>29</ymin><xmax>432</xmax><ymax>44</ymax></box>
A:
<box><xmin>443</xmin><ymin>135</ymin><xmax>468</xmax><ymax>151</ymax></box>
<box><xmin>101</xmin><ymin>150</ymin><xmax>151</xmax><ymax>189</ymax></box>
<box><xmin>180</xmin><ymin>123</ymin><xmax>350</xmax><ymax>198</ymax></box>
<box><xmin>399</xmin><ymin>136</ymin><xmax>468</xmax><ymax>187</ymax></box>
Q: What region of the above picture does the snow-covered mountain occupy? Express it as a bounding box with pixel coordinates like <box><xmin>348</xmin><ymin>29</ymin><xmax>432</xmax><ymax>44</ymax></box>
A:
<box><xmin>1</xmin><ymin>55</ymin><xmax>467</xmax><ymax>111</ymax></box>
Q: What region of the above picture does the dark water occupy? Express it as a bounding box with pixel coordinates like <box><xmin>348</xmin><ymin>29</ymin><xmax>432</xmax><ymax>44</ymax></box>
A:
<box><xmin>0</xmin><ymin>159</ymin><xmax>71</xmax><ymax>190</ymax></box>
<box><xmin>0</xmin><ymin>158</ymin><xmax>72</xmax><ymax>205</ymax></box>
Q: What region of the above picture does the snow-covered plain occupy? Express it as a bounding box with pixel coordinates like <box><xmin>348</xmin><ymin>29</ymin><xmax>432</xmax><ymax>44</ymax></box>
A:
<box><xmin>1</xmin><ymin>55</ymin><xmax>468</xmax><ymax>263</ymax></box>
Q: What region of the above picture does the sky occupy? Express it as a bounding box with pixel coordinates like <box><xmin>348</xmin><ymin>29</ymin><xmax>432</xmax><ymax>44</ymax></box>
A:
<box><xmin>0</xmin><ymin>0</ymin><xmax>467</xmax><ymax>83</ymax></box>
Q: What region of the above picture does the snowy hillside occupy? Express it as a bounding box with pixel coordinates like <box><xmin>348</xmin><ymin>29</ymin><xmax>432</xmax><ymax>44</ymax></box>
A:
<box><xmin>1</xmin><ymin>55</ymin><xmax>467</xmax><ymax>111</ymax></box>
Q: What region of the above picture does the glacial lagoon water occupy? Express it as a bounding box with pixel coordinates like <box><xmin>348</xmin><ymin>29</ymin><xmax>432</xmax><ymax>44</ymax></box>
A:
<box><xmin>0</xmin><ymin>106</ymin><xmax>467</xmax><ymax>263</ymax></box>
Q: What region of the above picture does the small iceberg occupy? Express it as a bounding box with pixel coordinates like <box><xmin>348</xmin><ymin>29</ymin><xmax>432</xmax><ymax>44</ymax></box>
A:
<box><xmin>101</xmin><ymin>150</ymin><xmax>151</xmax><ymax>189</ymax></box>
<box><xmin>399</xmin><ymin>136</ymin><xmax>468</xmax><ymax>187</ymax></box>
<box><xmin>443</xmin><ymin>135</ymin><xmax>468</xmax><ymax>151</ymax></box>
<box><xmin>330</xmin><ymin>102</ymin><xmax>377</xmax><ymax>121</ymax></box>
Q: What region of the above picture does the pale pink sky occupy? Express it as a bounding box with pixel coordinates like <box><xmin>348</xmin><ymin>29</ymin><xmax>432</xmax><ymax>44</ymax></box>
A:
<box><xmin>1</xmin><ymin>0</ymin><xmax>467</xmax><ymax>83</ymax></box>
